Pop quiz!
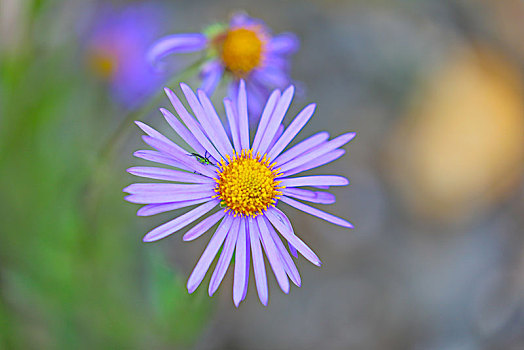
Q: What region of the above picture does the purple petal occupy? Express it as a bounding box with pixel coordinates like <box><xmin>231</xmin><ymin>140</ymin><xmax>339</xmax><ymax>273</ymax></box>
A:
<box><xmin>283</xmin><ymin>149</ymin><xmax>345</xmax><ymax>177</ymax></box>
<box><xmin>264</xmin><ymin>208</ymin><xmax>321</xmax><ymax>266</ymax></box>
<box><xmin>237</xmin><ymin>80</ymin><xmax>250</xmax><ymax>150</ymax></box>
<box><xmin>245</xmin><ymin>80</ymin><xmax>269</xmax><ymax>120</ymax></box>
<box><xmin>124</xmin><ymin>190</ymin><xmax>215</xmax><ymax>204</ymax></box>
<box><xmin>252</xmin><ymin>89</ymin><xmax>281</xmax><ymax>154</ymax></box>
<box><xmin>164</xmin><ymin>88</ymin><xmax>222</xmax><ymax>162</ymax></box>
<box><xmin>267</xmin><ymin>103</ymin><xmax>316</xmax><ymax>161</ymax></box>
<box><xmin>135</xmin><ymin>121</ymin><xmax>177</xmax><ymax>148</ymax></box>
<box><xmin>233</xmin><ymin>219</ymin><xmax>249</xmax><ymax>307</ymax></box>
<box><xmin>268</xmin><ymin>32</ymin><xmax>300</xmax><ymax>55</ymax></box>
<box><xmin>228</xmin><ymin>80</ymin><xmax>239</xmax><ymax>107</ymax></box>
<box><xmin>133</xmin><ymin>150</ymin><xmax>186</xmax><ymax>169</ymax></box>
<box><xmin>248</xmin><ymin>217</ymin><xmax>268</xmax><ymax>305</ymax></box>
<box><xmin>137</xmin><ymin>197</ymin><xmax>212</xmax><ymax>216</ymax></box>
<box><xmin>183</xmin><ymin>210</ymin><xmax>226</xmax><ymax>241</ymax></box>
<box><xmin>288</xmin><ymin>242</ymin><xmax>298</xmax><ymax>258</ymax></box>
<box><xmin>279</xmin><ymin>132</ymin><xmax>356</xmax><ymax>173</ymax></box>
<box><xmin>197</xmin><ymin>89</ymin><xmax>234</xmax><ymax>155</ymax></box>
<box><xmin>251</xmin><ymin>67</ymin><xmax>288</xmax><ymax>88</ymax></box>
<box><xmin>241</xmin><ymin>230</ymin><xmax>251</xmax><ymax>302</ymax></box>
<box><xmin>209</xmin><ymin>219</ymin><xmax>240</xmax><ymax>296</ymax></box>
<box><xmin>279</xmin><ymin>175</ymin><xmax>349</xmax><ymax>188</ymax></box>
<box><xmin>141</xmin><ymin>134</ymin><xmax>186</xmax><ymax>158</ymax></box>
<box><xmin>200</xmin><ymin>60</ymin><xmax>224</xmax><ymax>95</ymax></box>
<box><xmin>256</xmin><ymin>216</ymin><xmax>290</xmax><ymax>293</ymax></box>
<box><xmin>143</xmin><ymin>200</ymin><xmax>219</xmax><ymax>242</ymax></box>
<box><xmin>179</xmin><ymin>83</ymin><xmax>231</xmax><ymax>158</ymax></box>
<box><xmin>268</xmin><ymin>124</ymin><xmax>284</xmax><ymax>153</ymax></box>
<box><xmin>159</xmin><ymin>107</ymin><xmax>207</xmax><ymax>157</ymax></box>
<box><xmin>187</xmin><ymin>215</ymin><xmax>234</xmax><ymax>293</ymax></box>
<box><xmin>180</xmin><ymin>83</ymin><xmax>229</xmax><ymax>158</ymax></box>
<box><xmin>264</xmin><ymin>55</ymin><xmax>289</xmax><ymax>71</ymax></box>
<box><xmin>123</xmin><ymin>182</ymin><xmax>215</xmax><ymax>194</ymax></box>
<box><xmin>147</xmin><ymin>33</ymin><xmax>207</xmax><ymax>68</ymax></box>
<box><xmin>280</xmin><ymin>196</ymin><xmax>353</xmax><ymax>228</ymax></box>
<box><xmin>127</xmin><ymin>166</ymin><xmax>214</xmax><ymax>183</ymax></box>
<box><xmin>230</xmin><ymin>12</ymin><xmax>251</xmax><ymax>26</ymax></box>
<box><xmin>266</xmin><ymin>221</ymin><xmax>301</xmax><ymax>286</ymax></box>
<box><xmin>224</xmin><ymin>98</ymin><xmax>241</xmax><ymax>153</ymax></box>
<box><xmin>274</xmin><ymin>131</ymin><xmax>329</xmax><ymax>166</ymax></box>
<box><xmin>282</xmin><ymin>188</ymin><xmax>336</xmax><ymax>205</ymax></box>
<box><xmin>256</xmin><ymin>85</ymin><xmax>295</xmax><ymax>156</ymax></box>
<box><xmin>141</xmin><ymin>136</ymin><xmax>216</xmax><ymax>177</ymax></box>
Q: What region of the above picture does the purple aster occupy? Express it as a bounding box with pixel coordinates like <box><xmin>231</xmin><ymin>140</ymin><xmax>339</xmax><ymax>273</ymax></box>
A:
<box><xmin>124</xmin><ymin>81</ymin><xmax>355</xmax><ymax>306</ymax></box>
<box><xmin>147</xmin><ymin>12</ymin><xmax>299</xmax><ymax>118</ymax></box>
<box><xmin>84</xmin><ymin>3</ymin><xmax>166</xmax><ymax>108</ymax></box>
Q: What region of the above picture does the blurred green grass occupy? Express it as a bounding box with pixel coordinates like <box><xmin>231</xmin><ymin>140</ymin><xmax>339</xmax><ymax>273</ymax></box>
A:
<box><xmin>0</xmin><ymin>1</ymin><xmax>213</xmax><ymax>348</ymax></box>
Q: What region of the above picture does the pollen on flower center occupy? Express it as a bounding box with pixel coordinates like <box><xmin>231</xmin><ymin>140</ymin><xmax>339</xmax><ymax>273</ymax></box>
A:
<box><xmin>220</xmin><ymin>27</ymin><xmax>265</xmax><ymax>77</ymax></box>
<box><xmin>214</xmin><ymin>149</ymin><xmax>284</xmax><ymax>217</ymax></box>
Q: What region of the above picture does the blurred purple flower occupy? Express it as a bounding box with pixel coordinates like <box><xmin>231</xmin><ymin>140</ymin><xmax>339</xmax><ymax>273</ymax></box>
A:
<box><xmin>84</xmin><ymin>3</ymin><xmax>166</xmax><ymax>108</ymax></box>
<box><xmin>124</xmin><ymin>81</ymin><xmax>354</xmax><ymax>306</ymax></box>
<box><xmin>148</xmin><ymin>12</ymin><xmax>299</xmax><ymax>118</ymax></box>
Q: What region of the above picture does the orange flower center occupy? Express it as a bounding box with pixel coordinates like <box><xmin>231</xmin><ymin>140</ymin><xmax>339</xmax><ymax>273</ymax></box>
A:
<box><xmin>220</xmin><ymin>28</ymin><xmax>264</xmax><ymax>77</ymax></box>
<box><xmin>214</xmin><ymin>150</ymin><xmax>284</xmax><ymax>217</ymax></box>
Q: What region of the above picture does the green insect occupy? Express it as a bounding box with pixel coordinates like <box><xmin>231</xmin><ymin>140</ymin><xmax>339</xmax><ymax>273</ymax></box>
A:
<box><xmin>188</xmin><ymin>151</ymin><xmax>217</xmax><ymax>167</ymax></box>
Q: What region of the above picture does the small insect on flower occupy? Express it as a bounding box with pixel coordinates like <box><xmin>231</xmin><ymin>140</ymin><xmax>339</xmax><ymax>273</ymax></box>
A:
<box><xmin>147</xmin><ymin>12</ymin><xmax>299</xmax><ymax>118</ymax></box>
<box><xmin>124</xmin><ymin>81</ymin><xmax>355</xmax><ymax>306</ymax></box>
<box><xmin>188</xmin><ymin>151</ymin><xmax>217</xmax><ymax>167</ymax></box>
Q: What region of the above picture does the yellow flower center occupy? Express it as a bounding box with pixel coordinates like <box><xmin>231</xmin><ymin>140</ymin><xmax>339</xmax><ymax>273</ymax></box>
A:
<box><xmin>88</xmin><ymin>49</ymin><xmax>118</xmax><ymax>79</ymax></box>
<box><xmin>220</xmin><ymin>27</ymin><xmax>265</xmax><ymax>77</ymax></box>
<box><xmin>214</xmin><ymin>150</ymin><xmax>284</xmax><ymax>217</ymax></box>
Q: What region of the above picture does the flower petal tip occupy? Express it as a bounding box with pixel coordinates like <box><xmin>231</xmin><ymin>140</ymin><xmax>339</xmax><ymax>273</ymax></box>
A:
<box><xmin>233</xmin><ymin>295</ymin><xmax>242</xmax><ymax>307</ymax></box>
<box><xmin>182</xmin><ymin>233</ymin><xmax>193</xmax><ymax>241</ymax></box>
<box><xmin>142</xmin><ymin>232</ymin><xmax>162</xmax><ymax>243</ymax></box>
<box><xmin>284</xmin><ymin>84</ymin><xmax>295</xmax><ymax>95</ymax></box>
<box><xmin>142</xmin><ymin>236</ymin><xmax>153</xmax><ymax>243</ymax></box>
<box><xmin>179</xmin><ymin>82</ymin><xmax>191</xmax><ymax>91</ymax></box>
<box><xmin>187</xmin><ymin>284</ymin><xmax>197</xmax><ymax>294</ymax></box>
<box><xmin>136</xmin><ymin>209</ymin><xmax>148</xmax><ymax>217</ymax></box>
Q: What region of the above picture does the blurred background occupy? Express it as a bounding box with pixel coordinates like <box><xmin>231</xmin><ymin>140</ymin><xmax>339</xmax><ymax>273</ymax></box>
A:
<box><xmin>1</xmin><ymin>0</ymin><xmax>523</xmax><ymax>349</ymax></box>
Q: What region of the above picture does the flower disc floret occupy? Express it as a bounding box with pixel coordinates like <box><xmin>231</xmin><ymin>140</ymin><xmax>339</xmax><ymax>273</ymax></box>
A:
<box><xmin>220</xmin><ymin>27</ymin><xmax>266</xmax><ymax>77</ymax></box>
<box><xmin>214</xmin><ymin>149</ymin><xmax>283</xmax><ymax>217</ymax></box>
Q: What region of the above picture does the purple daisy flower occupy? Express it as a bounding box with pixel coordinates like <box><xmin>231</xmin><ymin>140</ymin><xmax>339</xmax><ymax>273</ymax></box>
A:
<box><xmin>147</xmin><ymin>12</ymin><xmax>299</xmax><ymax>117</ymax></box>
<box><xmin>124</xmin><ymin>81</ymin><xmax>355</xmax><ymax>306</ymax></box>
<box><xmin>84</xmin><ymin>3</ymin><xmax>166</xmax><ymax>108</ymax></box>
